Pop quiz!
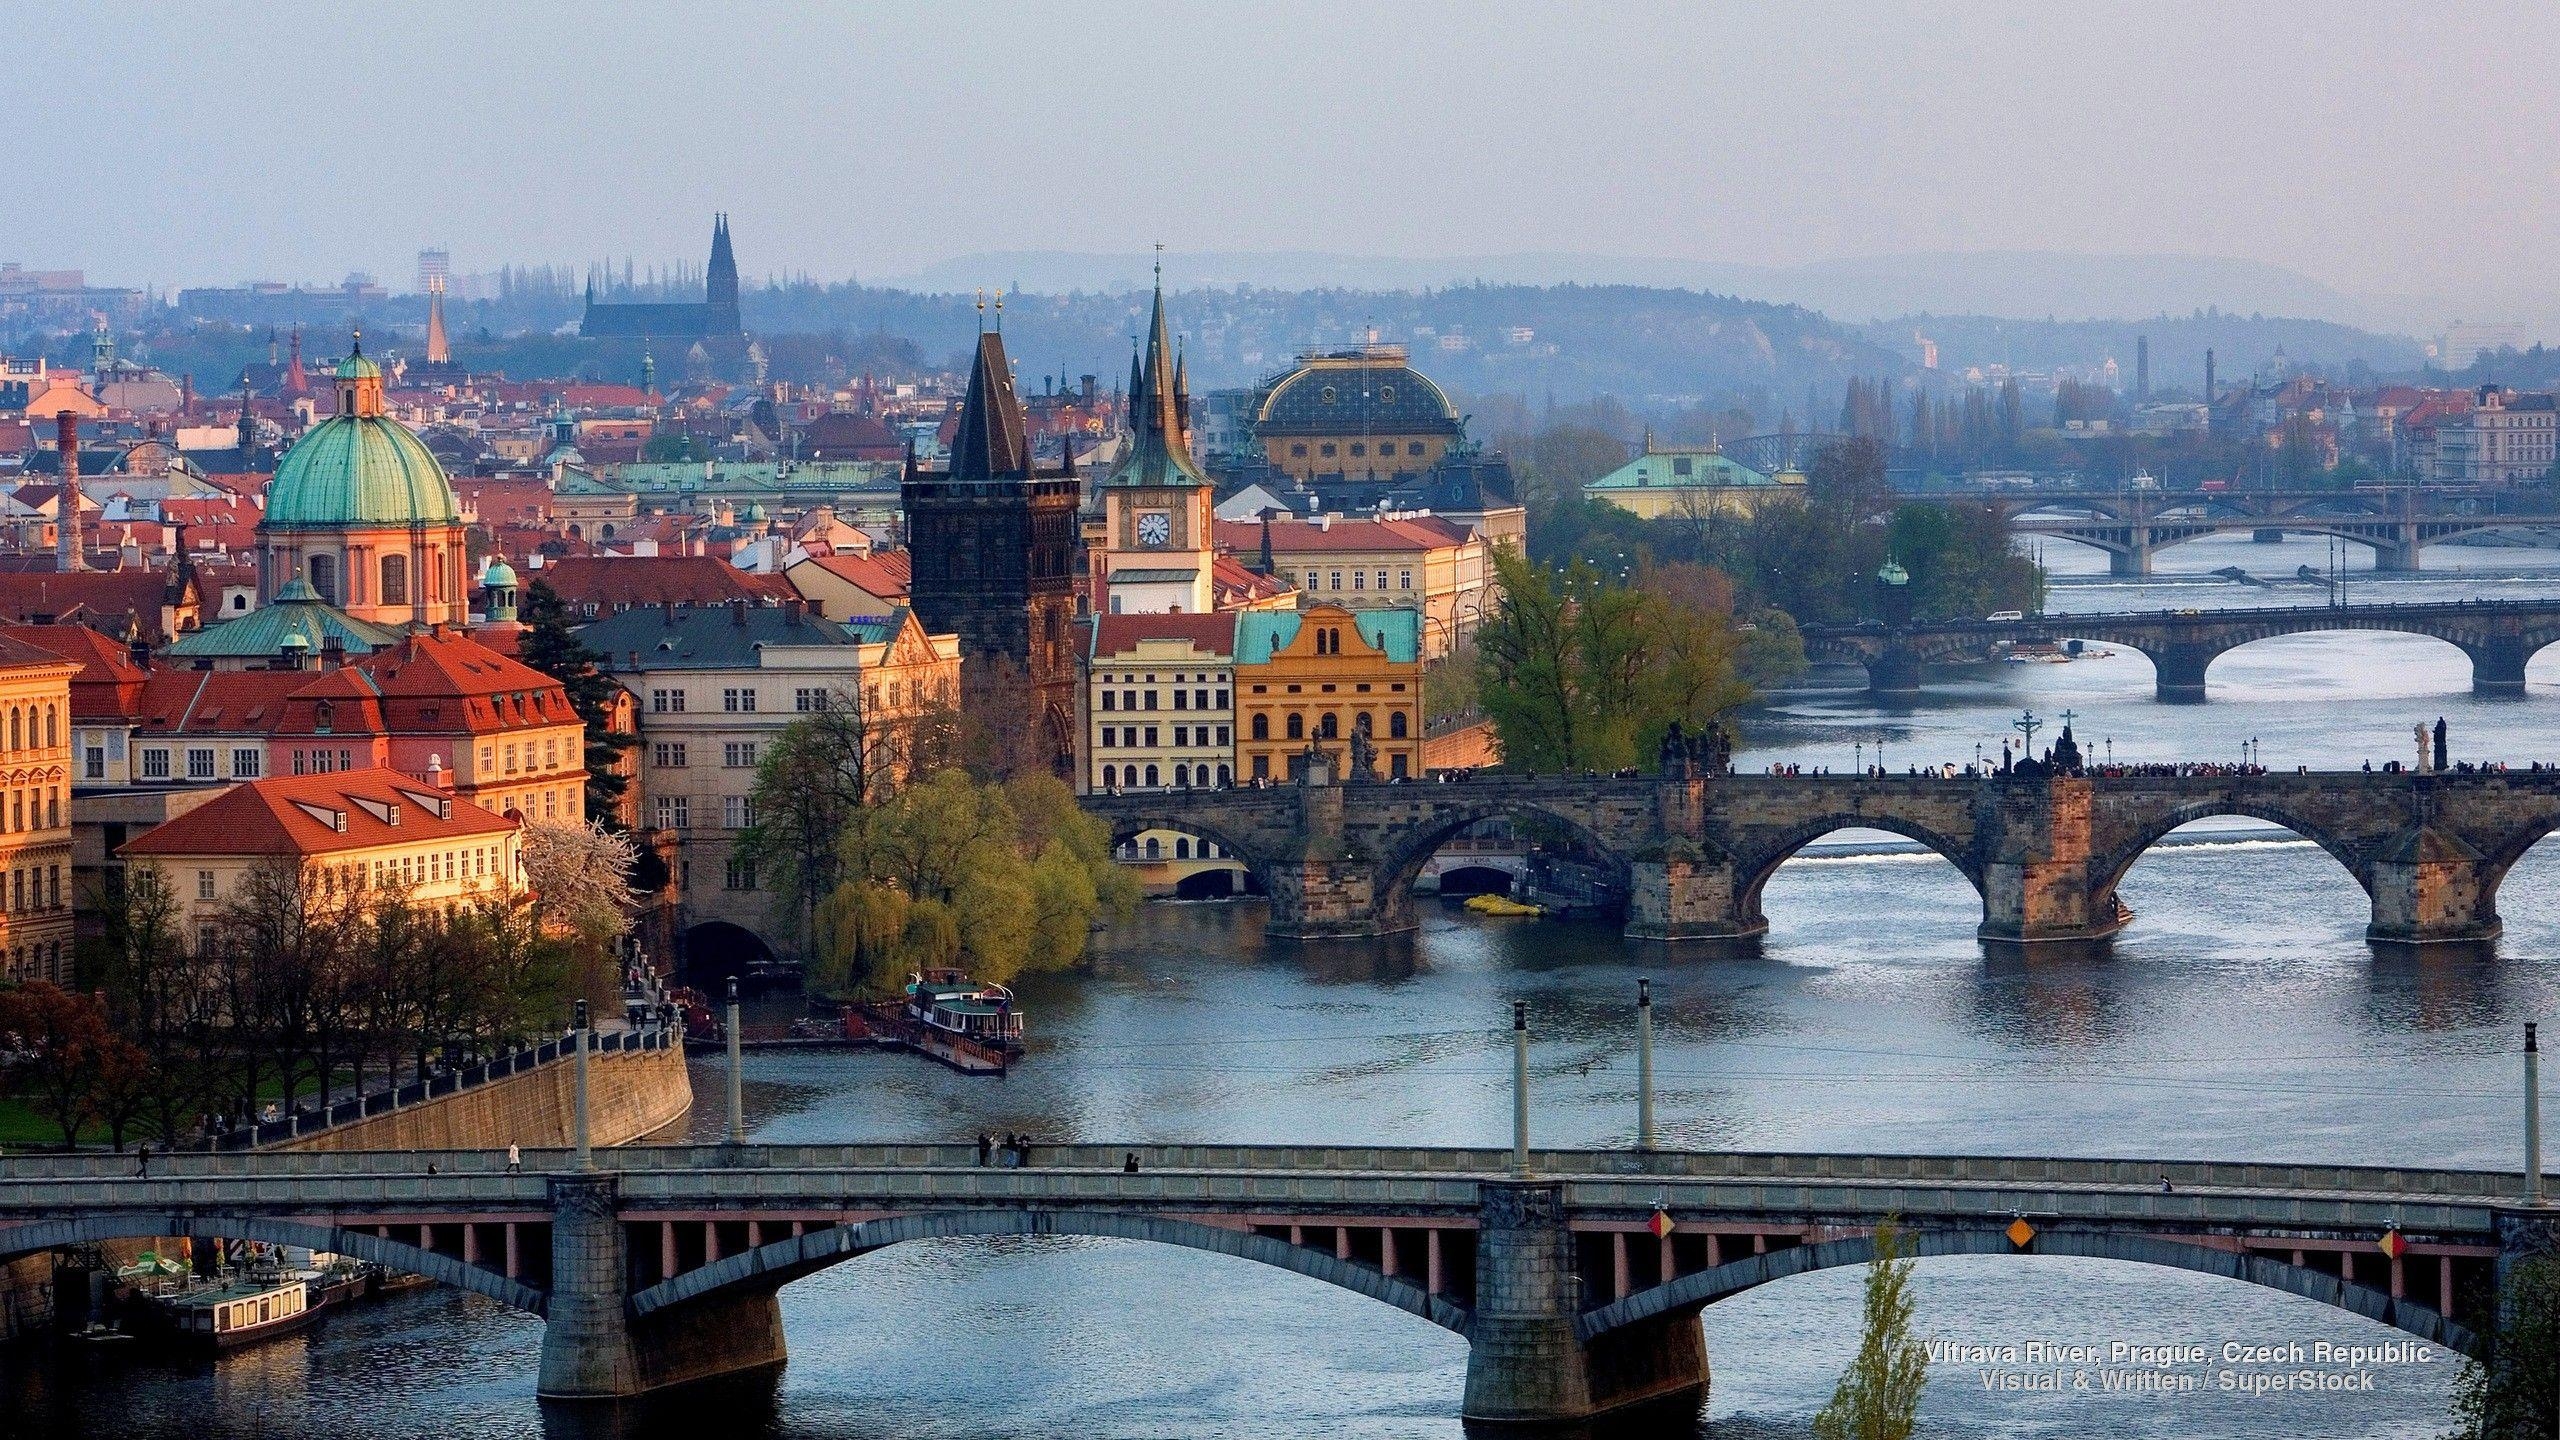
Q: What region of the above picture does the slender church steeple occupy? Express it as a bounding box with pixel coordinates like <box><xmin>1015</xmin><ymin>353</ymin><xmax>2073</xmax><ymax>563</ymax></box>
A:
<box><xmin>706</xmin><ymin>213</ymin><xmax>739</xmax><ymax>316</ymax></box>
<box><xmin>424</xmin><ymin>273</ymin><xmax>451</xmax><ymax>365</ymax></box>
<box><xmin>1105</xmin><ymin>254</ymin><xmax>1208</xmax><ymax>489</ymax></box>
<box><xmin>948</xmin><ymin>330</ymin><xmax>1032</xmax><ymax>480</ymax></box>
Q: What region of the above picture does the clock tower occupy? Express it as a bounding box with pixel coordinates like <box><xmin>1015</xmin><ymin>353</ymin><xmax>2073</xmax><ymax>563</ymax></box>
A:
<box><xmin>1097</xmin><ymin>265</ymin><xmax>1215</xmax><ymax>615</ymax></box>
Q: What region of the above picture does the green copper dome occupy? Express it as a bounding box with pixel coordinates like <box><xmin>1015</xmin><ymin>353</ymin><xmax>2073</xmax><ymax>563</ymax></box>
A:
<box><xmin>334</xmin><ymin>350</ymin><xmax>382</xmax><ymax>382</ymax></box>
<box><xmin>264</xmin><ymin>408</ymin><xmax>461</xmax><ymax>527</ymax></box>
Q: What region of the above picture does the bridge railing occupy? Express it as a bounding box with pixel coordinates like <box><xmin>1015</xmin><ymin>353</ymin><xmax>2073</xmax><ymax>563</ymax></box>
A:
<box><xmin>7</xmin><ymin>1140</ymin><xmax>2538</xmax><ymax>1207</ymax></box>
<box><xmin>201</xmin><ymin>1024</ymin><xmax>678</xmax><ymax>1153</ymax></box>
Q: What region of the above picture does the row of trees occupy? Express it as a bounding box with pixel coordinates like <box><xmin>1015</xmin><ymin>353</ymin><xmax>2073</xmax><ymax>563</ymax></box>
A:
<box><xmin>0</xmin><ymin>820</ymin><xmax>635</xmax><ymax>1150</ymax></box>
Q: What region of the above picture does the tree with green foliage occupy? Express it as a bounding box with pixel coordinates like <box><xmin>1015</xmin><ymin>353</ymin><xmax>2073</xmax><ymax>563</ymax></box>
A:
<box><xmin>2450</xmin><ymin>1251</ymin><xmax>2560</xmax><ymax>1437</ymax></box>
<box><xmin>1474</xmin><ymin>548</ymin><xmax>1755</xmax><ymax>773</ymax></box>
<box><xmin>516</xmin><ymin>579</ymin><xmax>637</xmax><ymax>825</ymax></box>
<box><xmin>1813</xmin><ymin>1215</ymin><xmax>1930</xmax><ymax>1440</ymax></box>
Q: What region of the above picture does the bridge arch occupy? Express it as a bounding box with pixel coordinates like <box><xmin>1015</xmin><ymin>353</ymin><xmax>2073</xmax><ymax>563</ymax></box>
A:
<box><xmin>2090</xmin><ymin>800</ymin><xmax>2373</xmax><ymax>911</ymax></box>
<box><xmin>1370</xmin><ymin>801</ymin><xmax>1636</xmax><ymax>905</ymax></box>
<box><xmin>1579</xmin><ymin>1227</ymin><xmax>2475</xmax><ymax>1355</ymax></box>
<box><xmin>1735</xmin><ymin>814</ymin><xmax>1983</xmax><ymax>923</ymax></box>
<box><xmin>0</xmin><ymin>1213</ymin><xmax>547</xmax><ymax>1316</ymax></box>
<box><xmin>626</xmin><ymin>1209</ymin><xmax>1471</xmax><ymax>1336</ymax></box>
<box><xmin>1099</xmin><ymin>811</ymin><xmax>1285</xmax><ymax>878</ymax></box>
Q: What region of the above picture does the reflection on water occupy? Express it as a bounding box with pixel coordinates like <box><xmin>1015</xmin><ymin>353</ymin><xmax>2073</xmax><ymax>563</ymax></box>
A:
<box><xmin>25</xmin><ymin>548</ymin><xmax>2560</xmax><ymax>1439</ymax></box>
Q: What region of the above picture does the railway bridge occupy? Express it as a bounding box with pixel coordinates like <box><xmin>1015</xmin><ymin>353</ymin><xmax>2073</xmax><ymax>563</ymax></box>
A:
<box><xmin>1</xmin><ymin>1142</ymin><xmax>2540</xmax><ymax>1422</ymax></box>
<box><xmin>1801</xmin><ymin>600</ymin><xmax>2560</xmax><ymax>702</ymax></box>
<box><xmin>1082</xmin><ymin>766</ymin><xmax>2560</xmax><ymax>948</ymax></box>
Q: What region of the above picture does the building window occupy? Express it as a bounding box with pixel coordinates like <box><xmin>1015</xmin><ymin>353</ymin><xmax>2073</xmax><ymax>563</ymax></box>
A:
<box><xmin>544</xmin><ymin>738</ymin><xmax>559</xmax><ymax>769</ymax></box>
<box><xmin>1144</xmin><ymin>690</ymin><xmax>1159</xmax><ymax>710</ymax></box>
<box><xmin>187</xmin><ymin>748</ymin><xmax>215</xmax><ymax>780</ymax></box>
<box><xmin>1252</xmin><ymin>755</ymin><xmax>1269</xmax><ymax>779</ymax></box>
<box><xmin>1399</xmin><ymin>569</ymin><xmax>1413</xmax><ymax>590</ymax></box>
<box><xmin>725</xmin><ymin>859</ymin><xmax>758</xmax><ymax>891</ymax></box>
<box><xmin>380</xmin><ymin>552</ymin><xmax>409</xmax><ymax>606</ymax></box>
<box><xmin>724</xmin><ymin>794</ymin><xmax>757</xmax><ymax>828</ymax></box>
<box><xmin>1350</xmin><ymin>442</ymin><xmax>1366</xmax><ymax>458</ymax></box>
<box><xmin>795</xmin><ymin>688</ymin><xmax>829</xmax><ymax>712</ymax></box>
<box><xmin>197</xmin><ymin>869</ymin><xmax>216</xmax><ymax>900</ymax></box>
<box><xmin>1390</xmin><ymin>711</ymin><xmax>1409</xmax><ymax>739</ymax></box>
<box><xmin>1100</xmin><ymin>691</ymin><xmax>1116</xmax><ymax>712</ymax></box>
<box><xmin>1407</xmin><ymin>442</ymin><xmax>1424</xmax><ymax>457</ymax></box>
<box><xmin>140</xmin><ymin>748</ymin><xmax>169</xmax><ymax>779</ymax></box>
<box><xmin>1102</xmin><ymin>764</ymin><xmax>1118</xmax><ymax>788</ymax></box>
<box><xmin>724</xmin><ymin>688</ymin><xmax>757</xmax><ymax>713</ymax></box>
<box><xmin>84</xmin><ymin>746</ymin><xmax>103</xmax><ymax>779</ymax></box>
<box><xmin>1285</xmin><ymin>713</ymin><xmax>1303</xmax><ymax>740</ymax></box>
<box><xmin>1143</xmin><ymin>765</ymin><xmax>1160</xmax><ymax>788</ymax></box>
<box><xmin>654</xmin><ymin>795</ymin><xmax>689</xmax><ymax>829</ymax></box>
<box><xmin>1375</xmin><ymin>570</ymin><xmax>1388</xmax><ymax>590</ymax></box>
<box><xmin>1290</xmin><ymin>443</ymin><xmax>1307</xmax><ymax>458</ymax></box>
<box><xmin>232</xmin><ymin>748</ymin><xmax>262</xmax><ymax>778</ymax></box>
<box><xmin>1320</xmin><ymin>443</ymin><xmax>1337</xmax><ymax>458</ymax></box>
<box><xmin>1391</xmin><ymin>754</ymin><xmax>1409</xmax><ymax>778</ymax></box>
<box><xmin>1144</xmin><ymin>726</ymin><xmax>1159</xmax><ymax>746</ymax></box>
<box><xmin>1217</xmin><ymin>725</ymin><xmax>1231</xmax><ymax>746</ymax></box>
<box><xmin>1172</xmin><ymin>726</ymin><xmax>1187</xmax><ymax>747</ymax></box>
<box><xmin>1215</xmin><ymin>689</ymin><xmax>1229</xmax><ymax>708</ymax></box>
<box><xmin>651</xmin><ymin>688</ymin><xmax>685</xmax><ymax>714</ymax></box>
<box><xmin>1329</xmin><ymin>571</ymin><xmax>1343</xmax><ymax>590</ymax></box>
<box><xmin>654</xmin><ymin>742</ymin><xmax>688</xmax><ymax>768</ymax></box>
<box><xmin>1217</xmin><ymin>764</ymin><xmax>1232</xmax><ymax>785</ymax></box>
<box><xmin>1352</xmin><ymin>571</ymin><xmax>1365</xmax><ymax>591</ymax></box>
<box><xmin>724</xmin><ymin>742</ymin><xmax>758</xmax><ymax>768</ymax></box>
<box><xmin>1173</xmin><ymin>690</ymin><xmax>1188</xmax><ymax>711</ymax></box>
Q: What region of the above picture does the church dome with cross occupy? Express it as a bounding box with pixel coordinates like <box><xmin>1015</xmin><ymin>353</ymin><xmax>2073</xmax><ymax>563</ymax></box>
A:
<box><xmin>257</xmin><ymin>333</ymin><xmax>469</xmax><ymax>628</ymax></box>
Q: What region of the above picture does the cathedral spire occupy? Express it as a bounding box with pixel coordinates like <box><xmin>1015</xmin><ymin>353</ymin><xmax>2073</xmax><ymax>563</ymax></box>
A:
<box><xmin>424</xmin><ymin>272</ymin><xmax>450</xmax><ymax>366</ymax></box>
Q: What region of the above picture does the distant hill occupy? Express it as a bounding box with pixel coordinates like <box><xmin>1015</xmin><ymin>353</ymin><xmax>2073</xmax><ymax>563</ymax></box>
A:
<box><xmin>886</xmin><ymin>247</ymin><xmax>2400</xmax><ymax>329</ymax></box>
<box><xmin>1863</xmin><ymin>311</ymin><xmax>2426</xmax><ymax>392</ymax></box>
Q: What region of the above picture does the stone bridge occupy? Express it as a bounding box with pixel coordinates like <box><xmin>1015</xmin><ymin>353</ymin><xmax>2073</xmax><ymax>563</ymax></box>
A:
<box><xmin>1969</xmin><ymin>487</ymin><xmax>2560</xmax><ymax>576</ymax></box>
<box><xmin>1802</xmin><ymin>600</ymin><xmax>2560</xmax><ymax>702</ymax></box>
<box><xmin>1083</xmin><ymin>769</ymin><xmax>2560</xmax><ymax>947</ymax></box>
<box><xmin>0</xmin><ymin>1142</ymin><xmax>2537</xmax><ymax>1423</ymax></box>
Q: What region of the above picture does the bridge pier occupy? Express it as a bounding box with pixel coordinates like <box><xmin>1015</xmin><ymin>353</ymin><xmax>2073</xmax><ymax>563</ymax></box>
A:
<box><xmin>1864</xmin><ymin>647</ymin><xmax>1924</xmax><ymax>701</ymax></box>
<box><xmin>1262</xmin><ymin>860</ymin><xmax>1413</xmax><ymax>941</ymax></box>
<box><xmin>1462</xmin><ymin>1180</ymin><xmax>1707</xmax><ymax>1424</ymax></box>
<box><xmin>1979</xmin><ymin>777</ymin><xmax>2129</xmax><ymax>947</ymax></box>
<box><xmin>2470</xmin><ymin>638</ymin><xmax>2531</xmax><ymax>698</ymax></box>
<box><xmin>2251</xmin><ymin>528</ymin><xmax>2286</xmax><ymax>544</ymax></box>
<box><xmin>2365</xmin><ymin>827</ymin><xmax>2503</xmax><ymax>948</ymax></box>
<box><xmin>536</xmin><ymin>1175</ymin><xmax>787</xmax><ymax>1401</ymax></box>
<box><xmin>1623</xmin><ymin>858</ymin><xmax>1760</xmax><ymax>949</ymax></box>
<box><xmin>2151</xmin><ymin>643</ymin><xmax>2215</xmax><ymax>704</ymax></box>
<box><xmin>2108</xmin><ymin>546</ymin><xmax>2152</xmax><ymax>579</ymax></box>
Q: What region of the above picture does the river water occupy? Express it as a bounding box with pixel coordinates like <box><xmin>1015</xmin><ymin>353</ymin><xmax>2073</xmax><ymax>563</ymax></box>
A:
<box><xmin>18</xmin><ymin>533</ymin><xmax>2560</xmax><ymax>1439</ymax></box>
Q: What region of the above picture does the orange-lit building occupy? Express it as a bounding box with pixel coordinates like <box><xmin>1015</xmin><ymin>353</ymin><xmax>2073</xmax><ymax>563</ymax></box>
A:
<box><xmin>1232</xmin><ymin>603</ymin><xmax>1423</xmax><ymax>783</ymax></box>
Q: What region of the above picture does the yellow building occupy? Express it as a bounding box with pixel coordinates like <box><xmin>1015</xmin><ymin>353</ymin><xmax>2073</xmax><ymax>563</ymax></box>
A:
<box><xmin>0</xmin><ymin>635</ymin><xmax>77</xmax><ymax>983</ymax></box>
<box><xmin>1247</xmin><ymin>346</ymin><xmax>1466</xmax><ymax>484</ymax></box>
<box><xmin>118</xmin><ymin>766</ymin><xmax>524</xmax><ymax>956</ymax></box>
<box><xmin>1581</xmin><ymin>437</ymin><xmax>1805</xmax><ymax>521</ymax></box>
<box><xmin>1233</xmin><ymin>604</ymin><xmax>1423</xmax><ymax>783</ymax></box>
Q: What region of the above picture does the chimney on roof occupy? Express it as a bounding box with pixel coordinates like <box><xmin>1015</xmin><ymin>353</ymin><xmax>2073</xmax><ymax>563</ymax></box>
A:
<box><xmin>783</xmin><ymin>597</ymin><xmax>805</xmax><ymax>626</ymax></box>
<box><xmin>128</xmin><ymin>638</ymin><xmax>150</xmax><ymax>670</ymax></box>
<box><xmin>55</xmin><ymin>411</ymin><xmax>85</xmax><ymax>574</ymax></box>
<box><xmin>730</xmin><ymin>597</ymin><xmax>749</xmax><ymax>627</ymax></box>
<box><xmin>320</xmin><ymin>632</ymin><xmax>346</xmax><ymax>670</ymax></box>
<box><xmin>661</xmin><ymin>598</ymin><xmax>676</xmax><ymax>626</ymax></box>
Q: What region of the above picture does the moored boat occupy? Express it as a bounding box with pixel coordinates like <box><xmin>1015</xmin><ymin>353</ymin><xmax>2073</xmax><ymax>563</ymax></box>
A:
<box><xmin>904</xmin><ymin>967</ymin><xmax>1025</xmax><ymax>1056</ymax></box>
<box><xmin>136</xmin><ymin>1274</ymin><xmax>320</xmax><ymax>1351</ymax></box>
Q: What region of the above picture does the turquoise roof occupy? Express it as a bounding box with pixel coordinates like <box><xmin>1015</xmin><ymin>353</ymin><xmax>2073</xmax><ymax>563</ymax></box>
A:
<box><xmin>482</xmin><ymin>558</ymin><xmax>520</xmax><ymax>588</ymax></box>
<box><xmin>1234</xmin><ymin>607</ymin><xmax>1419</xmax><ymax>666</ymax></box>
<box><xmin>1585</xmin><ymin>447</ymin><xmax>1774</xmax><ymax>491</ymax></box>
<box><xmin>165</xmin><ymin>579</ymin><xmax>403</xmax><ymax>660</ymax></box>
<box><xmin>334</xmin><ymin>350</ymin><xmax>381</xmax><ymax>382</ymax></box>
<box><xmin>265</xmin><ymin>412</ymin><xmax>461</xmax><ymax>528</ymax></box>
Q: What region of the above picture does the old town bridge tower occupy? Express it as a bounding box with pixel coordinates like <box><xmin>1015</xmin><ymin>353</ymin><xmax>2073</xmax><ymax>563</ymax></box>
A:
<box><xmin>901</xmin><ymin>329</ymin><xmax>1081</xmax><ymax>772</ymax></box>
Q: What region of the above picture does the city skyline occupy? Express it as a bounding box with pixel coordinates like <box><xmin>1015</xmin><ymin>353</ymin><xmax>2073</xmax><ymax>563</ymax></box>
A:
<box><xmin>12</xmin><ymin>2</ymin><xmax>2560</xmax><ymax>331</ymax></box>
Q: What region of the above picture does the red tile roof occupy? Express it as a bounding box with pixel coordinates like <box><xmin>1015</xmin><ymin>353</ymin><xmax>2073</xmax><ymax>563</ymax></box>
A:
<box><xmin>133</xmin><ymin>669</ymin><xmax>315</xmax><ymax>737</ymax></box>
<box><xmin>1210</xmin><ymin>515</ymin><xmax>1471</xmax><ymax>554</ymax></box>
<box><xmin>1210</xmin><ymin>553</ymin><xmax>1293</xmax><ymax>607</ymax></box>
<box><xmin>529</xmin><ymin>554</ymin><xmax>792</xmax><ymax>610</ymax></box>
<box><xmin>119</xmin><ymin>766</ymin><xmax>519</xmax><ymax>859</ymax></box>
<box><xmin>1089</xmin><ymin>611</ymin><xmax>1238</xmax><ymax>657</ymax></box>
<box><xmin>793</xmin><ymin>550</ymin><xmax>911</xmax><ymax>604</ymax></box>
<box><xmin>0</xmin><ymin>622</ymin><xmax>145</xmax><ymax>719</ymax></box>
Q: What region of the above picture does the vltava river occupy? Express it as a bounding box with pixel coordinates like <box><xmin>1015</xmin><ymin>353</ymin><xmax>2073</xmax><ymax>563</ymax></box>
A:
<box><xmin>18</xmin><ymin>533</ymin><xmax>2560</xmax><ymax>1438</ymax></box>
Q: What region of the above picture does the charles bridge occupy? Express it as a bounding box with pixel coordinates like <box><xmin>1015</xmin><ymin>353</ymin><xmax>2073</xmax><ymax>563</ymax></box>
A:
<box><xmin>1801</xmin><ymin>599</ymin><xmax>2560</xmax><ymax>702</ymax></box>
<box><xmin>1082</xmin><ymin>763</ymin><xmax>2560</xmax><ymax>948</ymax></box>
<box><xmin>1</xmin><ymin>1140</ymin><xmax>2543</xmax><ymax>1421</ymax></box>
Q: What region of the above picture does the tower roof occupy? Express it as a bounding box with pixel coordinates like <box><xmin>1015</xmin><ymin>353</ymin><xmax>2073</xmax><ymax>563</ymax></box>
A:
<box><xmin>1104</xmin><ymin>269</ymin><xmax>1209</xmax><ymax>490</ymax></box>
<box><xmin>947</xmin><ymin>331</ymin><xmax>1030</xmax><ymax>479</ymax></box>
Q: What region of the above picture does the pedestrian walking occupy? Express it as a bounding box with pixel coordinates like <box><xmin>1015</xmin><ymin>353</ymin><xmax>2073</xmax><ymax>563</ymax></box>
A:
<box><xmin>1123</xmin><ymin>1152</ymin><xmax>1139</xmax><ymax>1174</ymax></box>
<box><xmin>136</xmin><ymin>1145</ymin><xmax>150</xmax><ymax>1178</ymax></box>
<box><xmin>976</xmin><ymin>1133</ymin><xmax>993</xmax><ymax>1166</ymax></box>
<box><xmin>507</xmin><ymin>1143</ymin><xmax>522</xmax><ymax>1174</ymax></box>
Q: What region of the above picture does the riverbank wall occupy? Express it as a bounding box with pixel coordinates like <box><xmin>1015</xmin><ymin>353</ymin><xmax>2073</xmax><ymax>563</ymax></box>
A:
<box><xmin>271</xmin><ymin>1041</ymin><xmax>692</xmax><ymax>1154</ymax></box>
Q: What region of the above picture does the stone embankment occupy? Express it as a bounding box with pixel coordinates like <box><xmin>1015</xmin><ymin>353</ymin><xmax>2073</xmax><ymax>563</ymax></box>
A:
<box><xmin>272</xmin><ymin>1039</ymin><xmax>692</xmax><ymax>1154</ymax></box>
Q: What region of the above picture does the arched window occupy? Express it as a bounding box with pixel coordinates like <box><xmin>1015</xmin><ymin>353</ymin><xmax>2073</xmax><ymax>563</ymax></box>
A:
<box><xmin>1285</xmin><ymin>713</ymin><xmax>1303</xmax><ymax>740</ymax></box>
<box><xmin>1145</xmin><ymin>837</ymin><xmax>1161</xmax><ymax>859</ymax></box>
<box><xmin>1173</xmin><ymin>764</ymin><xmax>1190</xmax><ymax>788</ymax></box>
<box><xmin>1251</xmin><ymin>714</ymin><xmax>1269</xmax><ymax>741</ymax></box>
<box><xmin>7</xmin><ymin>709</ymin><xmax>18</xmax><ymax>751</ymax></box>
<box><xmin>1102</xmin><ymin>764</ymin><xmax>1117</xmax><ymax>789</ymax></box>
<box><xmin>309</xmin><ymin>553</ymin><xmax>338</xmax><ymax>603</ymax></box>
<box><xmin>1390</xmin><ymin>711</ymin><xmax>1408</xmax><ymax>739</ymax></box>
<box><xmin>1144</xmin><ymin>764</ymin><xmax>1160</xmax><ymax>788</ymax></box>
<box><xmin>1175</xmin><ymin>837</ymin><xmax>1192</xmax><ymax>859</ymax></box>
<box><xmin>380</xmin><ymin>553</ymin><xmax>409</xmax><ymax>607</ymax></box>
<box><xmin>1319</xmin><ymin>712</ymin><xmax>1339</xmax><ymax>739</ymax></box>
<box><xmin>44</xmin><ymin>706</ymin><xmax>56</xmax><ymax>748</ymax></box>
<box><xmin>1217</xmin><ymin>764</ymin><xmax>1232</xmax><ymax>786</ymax></box>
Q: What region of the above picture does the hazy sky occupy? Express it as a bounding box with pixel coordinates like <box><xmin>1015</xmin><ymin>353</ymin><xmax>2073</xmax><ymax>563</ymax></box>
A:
<box><xmin>13</xmin><ymin>1</ymin><xmax>2559</xmax><ymax>315</ymax></box>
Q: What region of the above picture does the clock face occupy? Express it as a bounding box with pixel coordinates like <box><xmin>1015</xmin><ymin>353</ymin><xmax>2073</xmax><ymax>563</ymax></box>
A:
<box><xmin>1136</xmin><ymin>511</ymin><xmax>1171</xmax><ymax>548</ymax></box>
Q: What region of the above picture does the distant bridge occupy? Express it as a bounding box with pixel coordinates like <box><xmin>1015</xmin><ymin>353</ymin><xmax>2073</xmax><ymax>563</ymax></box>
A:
<box><xmin>1083</xmin><ymin>768</ymin><xmax>2560</xmax><ymax>948</ymax></box>
<box><xmin>1976</xmin><ymin>486</ymin><xmax>2560</xmax><ymax>575</ymax></box>
<box><xmin>1801</xmin><ymin>600</ymin><xmax>2560</xmax><ymax>702</ymax></box>
<box><xmin>3</xmin><ymin>1142</ymin><xmax>2535</xmax><ymax>1421</ymax></box>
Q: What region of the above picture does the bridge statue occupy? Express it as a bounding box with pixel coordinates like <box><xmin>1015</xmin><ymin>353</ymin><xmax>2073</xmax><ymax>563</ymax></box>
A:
<box><xmin>1348</xmin><ymin>713</ymin><xmax>1378</xmax><ymax>783</ymax></box>
<box><xmin>1085</xmin><ymin>764</ymin><xmax>2560</xmax><ymax>950</ymax></box>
